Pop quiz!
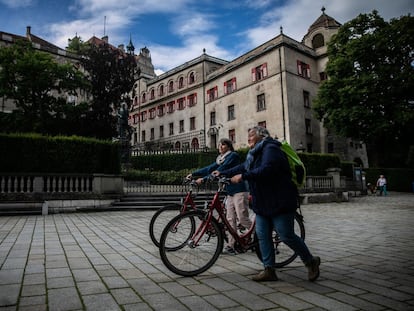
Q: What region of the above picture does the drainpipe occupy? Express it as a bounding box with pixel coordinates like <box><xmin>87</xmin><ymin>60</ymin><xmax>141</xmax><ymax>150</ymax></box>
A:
<box><xmin>278</xmin><ymin>47</ymin><xmax>286</xmax><ymax>140</ymax></box>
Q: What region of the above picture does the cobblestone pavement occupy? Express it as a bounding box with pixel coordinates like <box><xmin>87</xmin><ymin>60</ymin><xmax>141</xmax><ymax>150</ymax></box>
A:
<box><xmin>0</xmin><ymin>192</ymin><xmax>413</xmax><ymax>311</ymax></box>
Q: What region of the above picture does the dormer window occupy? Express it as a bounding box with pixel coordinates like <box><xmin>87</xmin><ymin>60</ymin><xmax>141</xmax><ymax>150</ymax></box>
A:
<box><xmin>312</xmin><ymin>33</ymin><xmax>325</xmax><ymax>49</ymax></box>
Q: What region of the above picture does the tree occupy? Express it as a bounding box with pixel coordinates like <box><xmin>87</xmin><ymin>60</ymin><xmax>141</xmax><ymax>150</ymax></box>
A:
<box><xmin>80</xmin><ymin>42</ymin><xmax>138</xmax><ymax>139</ymax></box>
<box><xmin>0</xmin><ymin>39</ymin><xmax>88</xmax><ymax>134</ymax></box>
<box><xmin>313</xmin><ymin>11</ymin><xmax>414</xmax><ymax>167</ymax></box>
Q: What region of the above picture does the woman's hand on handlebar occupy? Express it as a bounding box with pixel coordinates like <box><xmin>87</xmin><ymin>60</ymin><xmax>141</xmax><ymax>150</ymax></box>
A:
<box><xmin>211</xmin><ymin>170</ymin><xmax>220</xmax><ymax>177</ymax></box>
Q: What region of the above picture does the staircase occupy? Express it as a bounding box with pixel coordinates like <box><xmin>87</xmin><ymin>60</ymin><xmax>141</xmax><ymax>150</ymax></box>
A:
<box><xmin>109</xmin><ymin>192</ymin><xmax>215</xmax><ymax>210</ymax></box>
<box><xmin>0</xmin><ymin>201</ymin><xmax>44</xmax><ymax>216</ymax></box>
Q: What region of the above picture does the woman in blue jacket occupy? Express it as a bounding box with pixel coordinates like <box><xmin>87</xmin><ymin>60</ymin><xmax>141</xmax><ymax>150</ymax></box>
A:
<box><xmin>214</xmin><ymin>127</ymin><xmax>320</xmax><ymax>281</ymax></box>
<box><xmin>187</xmin><ymin>138</ymin><xmax>251</xmax><ymax>255</ymax></box>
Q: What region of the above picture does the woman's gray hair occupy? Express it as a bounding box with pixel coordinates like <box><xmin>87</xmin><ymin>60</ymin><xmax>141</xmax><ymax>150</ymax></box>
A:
<box><xmin>248</xmin><ymin>126</ymin><xmax>270</xmax><ymax>138</ymax></box>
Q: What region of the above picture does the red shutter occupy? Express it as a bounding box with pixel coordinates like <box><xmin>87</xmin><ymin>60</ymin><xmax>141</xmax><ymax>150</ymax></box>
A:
<box><xmin>232</xmin><ymin>77</ymin><xmax>237</xmax><ymax>90</ymax></box>
<box><xmin>297</xmin><ymin>60</ymin><xmax>302</xmax><ymax>75</ymax></box>
<box><xmin>223</xmin><ymin>81</ymin><xmax>227</xmax><ymax>95</ymax></box>
<box><xmin>262</xmin><ymin>63</ymin><xmax>268</xmax><ymax>77</ymax></box>
<box><xmin>214</xmin><ymin>86</ymin><xmax>218</xmax><ymax>98</ymax></box>
<box><xmin>194</xmin><ymin>93</ymin><xmax>197</xmax><ymax>104</ymax></box>
<box><xmin>306</xmin><ymin>64</ymin><xmax>311</xmax><ymax>78</ymax></box>
<box><xmin>251</xmin><ymin>68</ymin><xmax>256</xmax><ymax>81</ymax></box>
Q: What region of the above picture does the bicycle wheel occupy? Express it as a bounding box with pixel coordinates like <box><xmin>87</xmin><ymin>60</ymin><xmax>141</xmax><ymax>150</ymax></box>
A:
<box><xmin>149</xmin><ymin>203</ymin><xmax>182</xmax><ymax>247</ymax></box>
<box><xmin>159</xmin><ymin>210</ymin><xmax>224</xmax><ymax>277</ymax></box>
<box><xmin>255</xmin><ymin>213</ymin><xmax>305</xmax><ymax>268</ymax></box>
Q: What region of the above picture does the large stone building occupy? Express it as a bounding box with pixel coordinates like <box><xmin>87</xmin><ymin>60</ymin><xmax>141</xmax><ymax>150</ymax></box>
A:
<box><xmin>129</xmin><ymin>9</ymin><xmax>369</xmax><ymax>166</ymax></box>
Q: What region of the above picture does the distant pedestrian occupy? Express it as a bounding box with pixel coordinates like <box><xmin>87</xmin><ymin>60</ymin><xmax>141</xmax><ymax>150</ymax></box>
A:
<box><xmin>376</xmin><ymin>175</ymin><xmax>387</xmax><ymax>196</ymax></box>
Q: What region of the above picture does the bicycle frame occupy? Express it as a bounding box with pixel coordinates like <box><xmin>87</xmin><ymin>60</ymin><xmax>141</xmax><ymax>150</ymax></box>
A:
<box><xmin>190</xmin><ymin>178</ymin><xmax>256</xmax><ymax>251</ymax></box>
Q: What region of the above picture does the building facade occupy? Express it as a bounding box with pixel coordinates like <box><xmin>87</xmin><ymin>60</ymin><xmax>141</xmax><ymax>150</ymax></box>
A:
<box><xmin>129</xmin><ymin>9</ymin><xmax>369</xmax><ymax>166</ymax></box>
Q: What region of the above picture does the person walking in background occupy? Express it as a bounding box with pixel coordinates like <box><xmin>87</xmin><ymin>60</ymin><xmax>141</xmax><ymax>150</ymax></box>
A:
<box><xmin>187</xmin><ymin>138</ymin><xmax>251</xmax><ymax>255</ymax></box>
<box><xmin>376</xmin><ymin>174</ymin><xmax>388</xmax><ymax>196</ymax></box>
<box><xmin>213</xmin><ymin>126</ymin><xmax>320</xmax><ymax>282</ymax></box>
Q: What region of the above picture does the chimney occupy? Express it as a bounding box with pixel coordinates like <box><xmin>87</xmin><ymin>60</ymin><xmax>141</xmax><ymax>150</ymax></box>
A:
<box><xmin>102</xmin><ymin>35</ymin><xmax>108</xmax><ymax>43</ymax></box>
<box><xmin>26</xmin><ymin>26</ymin><xmax>31</xmax><ymax>38</ymax></box>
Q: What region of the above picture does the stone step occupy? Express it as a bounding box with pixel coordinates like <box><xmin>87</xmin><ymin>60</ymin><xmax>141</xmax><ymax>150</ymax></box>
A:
<box><xmin>0</xmin><ymin>201</ymin><xmax>43</xmax><ymax>216</ymax></box>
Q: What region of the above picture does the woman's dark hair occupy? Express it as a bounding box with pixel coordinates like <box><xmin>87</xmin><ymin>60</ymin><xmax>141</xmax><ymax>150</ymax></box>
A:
<box><xmin>219</xmin><ymin>138</ymin><xmax>234</xmax><ymax>151</ymax></box>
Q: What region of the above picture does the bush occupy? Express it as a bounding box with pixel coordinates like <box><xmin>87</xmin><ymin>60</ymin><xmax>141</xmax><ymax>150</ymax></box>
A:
<box><xmin>364</xmin><ymin>168</ymin><xmax>414</xmax><ymax>192</ymax></box>
<box><xmin>0</xmin><ymin>132</ymin><xmax>120</xmax><ymax>174</ymax></box>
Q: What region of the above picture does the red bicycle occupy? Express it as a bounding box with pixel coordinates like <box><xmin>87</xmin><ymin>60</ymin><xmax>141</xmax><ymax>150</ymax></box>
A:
<box><xmin>159</xmin><ymin>176</ymin><xmax>305</xmax><ymax>276</ymax></box>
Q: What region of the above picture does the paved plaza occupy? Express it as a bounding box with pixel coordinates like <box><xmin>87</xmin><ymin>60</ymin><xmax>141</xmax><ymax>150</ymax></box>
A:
<box><xmin>0</xmin><ymin>192</ymin><xmax>413</xmax><ymax>310</ymax></box>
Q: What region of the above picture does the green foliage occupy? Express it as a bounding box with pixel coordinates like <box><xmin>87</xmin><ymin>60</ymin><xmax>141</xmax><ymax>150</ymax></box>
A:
<box><xmin>80</xmin><ymin>42</ymin><xmax>138</xmax><ymax>139</ymax></box>
<box><xmin>124</xmin><ymin>169</ymin><xmax>191</xmax><ymax>185</ymax></box>
<box><xmin>340</xmin><ymin>161</ymin><xmax>357</xmax><ymax>178</ymax></box>
<box><xmin>0</xmin><ymin>133</ymin><xmax>120</xmax><ymax>174</ymax></box>
<box><xmin>297</xmin><ymin>152</ymin><xmax>341</xmax><ymax>176</ymax></box>
<box><xmin>0</xmin><ymin>40</ymin><xmax>88</xmax><ymax>135</ymax></box>
<box><xmin>313</xmin><ymin>11</ymin><xmax>414</xmax><ymax>167</ymax></box>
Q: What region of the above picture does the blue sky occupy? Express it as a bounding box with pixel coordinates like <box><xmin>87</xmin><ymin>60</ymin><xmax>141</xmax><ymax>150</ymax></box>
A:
<box><xmin>1</xmin><ymin>0</ymin><xmax>412</xmax><ymax>74</ymax></box>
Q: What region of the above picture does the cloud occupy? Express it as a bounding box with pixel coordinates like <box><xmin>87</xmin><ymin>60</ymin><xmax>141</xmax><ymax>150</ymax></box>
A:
<box><xmin>0</xmin><ymin>0</ymin><xmax>33</xmax><ymax>8</ymax></box>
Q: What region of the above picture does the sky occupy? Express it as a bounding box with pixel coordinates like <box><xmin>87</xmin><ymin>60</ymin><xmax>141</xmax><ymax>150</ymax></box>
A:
<box><xmin>0</xmin><ymin>0</ymin><xmax>413</xmax><ymax>75</ymax></box>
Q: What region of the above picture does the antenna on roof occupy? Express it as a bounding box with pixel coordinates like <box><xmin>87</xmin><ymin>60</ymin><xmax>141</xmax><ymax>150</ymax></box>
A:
<box><xmin>104</xmin><ymin>16</ymin><xmax>106</xmax><ymax>36</ymax></box>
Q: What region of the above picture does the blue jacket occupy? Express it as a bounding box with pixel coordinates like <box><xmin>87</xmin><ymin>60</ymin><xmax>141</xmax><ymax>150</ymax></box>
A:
<box><xmin>219</xmin><ymin>138</ymin><xmax>297</xmax><ymax>216</ymax></box>
<box><xmin>192</xmin><ymin>151</ymin><xmax>247</xmax><ymax>196</ymax></box>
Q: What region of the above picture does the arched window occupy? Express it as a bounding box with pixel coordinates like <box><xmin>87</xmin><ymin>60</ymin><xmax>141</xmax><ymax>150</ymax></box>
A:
<box><xmin>178</xmin><ymin>76</ymin><xmax>184</xmax><ymax>89</ymax></box>
<box><xmin>168</xmin><ymin>81</ymin><xmax>174</xmax><ymax>92</ymax></box>
<box><xmin>159</xmin><ymin>84</ymin><xmax>164</xmax><ymax>96</ymax></box>
<box><xmin>150</xmin><ymin>89</ymin><xmax>155</xmax><ymax>99</ymax></box>
<box><xmin>312</xmin><ymin>33</ymin><xmax>325</xmax><ymax>49</ymax></box>
<box><xmin>189</xmin><ymin>72</ymin><xmax>195</xmax><ymax>84</ymax></box>
<box><xmin>141</xmin><ymin>93</ymin><xmax>146</xmax><ymax>103</ymax></box>
<box><xmin>175</xmin><ymin>141</ymin><xmax>181</xmax><ymax>150</ymax></box>
<box><xmin>191</xmin><ymin>138</ymin><xmax>199</xmax><ymax>150</ymax></box>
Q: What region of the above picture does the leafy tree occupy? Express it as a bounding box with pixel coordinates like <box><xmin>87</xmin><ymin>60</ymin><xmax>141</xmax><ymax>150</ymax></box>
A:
<box><xmin>80</xmin><ymin>42</ymin><xmax>138</xmax><ymax>139</ymax></box>
<box><xmin>313</xmin><ymin>11</ymin><xmax>414</xmax><ymax>167</ymax></box>
<box><xmin>0</xmin><ymin>39</ymin><xmax>88</xmax><ymax>134</ymax></box>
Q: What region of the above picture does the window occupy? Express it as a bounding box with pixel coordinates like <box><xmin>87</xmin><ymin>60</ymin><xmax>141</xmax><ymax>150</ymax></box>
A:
<box><xmin>189</xmin><ymin>72</ymin><xmax>195</xmax><ymax>84</ymax></box>
<box><xmin>149</xmin><ymin>108</ymin><xmax>156</xmax><ymax>119</ymax></box>
<box><xmin>305</xmin><ymin>118</ymin><xmax>312</xmax><ymax>134</ymax></box>
<box><xmin>229</xmin><ymin>129</ymin><xmax>235</xmax><ymax>142</ymax></box>
<box><xmin>157</xmin><ymin>104</ymin><xmax>165</xmax><ymax>116</ymax></box>
<box><xmin>159</xmin><ymin>84</ymin><xmax>164</xmax><ymax>96</ymax></box>
<box><xmin>297</xmin><ymin>60</ymin><xmax>311</xmax><ymax>79</ymax></box>
<box><xmin>160</xmin><ymin>125</ymin><xmax>164</xmax><ymax>138</ymax></box>
<box><xmin>319</xmin><ymin>72</ymin><xmax>328</xmax><ymax>81</ymax></box>
<box><xmin>168</xmin><ymin>81</ymin><xmax>174</xmax><ymax>93</ymax></box>
<box><xmin>328</xmin><ymin>142</ymin><xmax>334</xmax><ymax>153</ymax></box>
<box><xmin>210</xmin><ymin>111</ymin><xmax>216</xmax><ymax>126</ymax></box>
<box><xmin>177</xmin><ymin>98</ymin><xmax>185</xmax><ymax>110</ymax></box>
<box><xmin>179</xmin><ymin>120</ymin><xmax>184</xmax><ymax>133</ymax></box>
<box><xmin>167</xmin><ymin>101</ymin><xmax>175</xmax><ymax>113</ymax></box>
<box><xmin>141</xmin><ymin>93</ymin><xmax>146</xmax><ymax>103</ymax></box>
<box><xmin>251</xmin><ymin>63</ymin><xmax>268</xmax><ymax>82</ymax></box>
<box><xmin>187</xmin><ymin>93</ymin><xmax>197</xmax><ymax>107</ymax></box>
<box><xmin>190</xmin><ymin>117</ymin><xmax>196</xmax><ymax>130</ymax></box>
<box><xmin>228</xmin><ymin>105</ymin><xmax>235</xmax><ymax>121</ymax></box>
<box><xmin>178</xmin><ymin>76</ymin><xmax>184</xmax><ymax>89</ymax></box>
<box><xmin>140</xmin><ymin>111</ymin><xmax>147</xmax><ymax>122</ymax></box>
<box><xmin>312</xmin><ymin>33</ymin><xmax>325</xmax><ymax>49</ymax></box>
<box><xmin>257</xmin><ymin>94</ymin><xmax>266</xmax><ymax>111</ymax></box>
<box><xmin>303</xmin><ymin>91</ymin><xmax>310</xmax><ymax>108</ymax></box>
<box><xmin>150</xmin><ymin>128</ymin><xmax>155</xmax><ymax>140</ymax></box>
<box><xmin>133</xmin><ymin>113</ymin><xmax>139</xmax><ymax>124</ymax></box>
<box><xmin>207</xmin><ymin>86</ymin><xmax>218</xmax><ymax>102</ymax></box>
<box><xmin>150</xmin><ymin>88</ymin><xmax>155</xmax><ymax>99</ymax></box>
<box><xmin>141</xmin><ymin>130</ymin><xmax>146</xmax><ymax>142</ymax></box>
<box><xmin>169</xmin><ymin>122</ymin><xmax>174</xmax><ymax>135</ymax></box>
<box><xmin>258</xmin><ymin>121</ymin><xmax>266</xmax><ymax>128</ymax></box>
<box><xmin>224</xmin><ymin>78</ymin><xmax>237</xmax><ymax>94</ymax></box>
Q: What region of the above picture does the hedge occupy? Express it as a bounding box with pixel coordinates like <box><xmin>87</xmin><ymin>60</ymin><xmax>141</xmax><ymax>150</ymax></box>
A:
<box><xmin>0</xmin><ymin>133</ymin><xmax>121</xmax><ymax>174</ymax></box>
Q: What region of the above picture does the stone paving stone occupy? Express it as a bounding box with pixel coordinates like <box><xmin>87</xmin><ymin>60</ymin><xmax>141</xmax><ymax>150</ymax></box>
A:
<box><xmin>358</xmin><ymin>292</ymin><xmax>413</xmax><ymax>311</ymax></box>
<box><xmin>76</xmin><ymin>280</ymin><xmax>108</xmax><ymax>295</ymax></box>
<box><xmin>0</xmin><ymin>269</ymin><xmax>23</xmax><ymax>285</ymax></box>
<box><xmin>47</xmin><ymin>287</ymin><xmax>83</xmax><ymax>311</ymax></box>
<box><xmin>123</xmin><ymin>302</ymin><xmax>153</xmax><ymax>311</ymax></box>
<box><xmin>19</xmin><ymin>304</ymin><xmax>47</xmax><ymax>311</ymax></box>
<box><xmin>327</xmin><ymin>292</ymin><xmax>384</xmax><ymax>311</ymax></box>
<box><xmin>292</xmin><ymin>290</ymin><xmax>356</xmax><ymax>310</ymax></box>
<box><xmin>178</xmin><ymin>294</ymin><xmax>218</xmax><ymax>310</ymax></box>
<box><xmin>21</xmin><ymin>284</ymin><xmax>46</xmax><ymax>297</ymax></box>
<box><xmin>102</xmin><ymin>276</ymin><xmax>129</xmax><ymax>289</ymax></box>
<box><xmin>128</xmin><ymin>277</ymin><xmax>164</xmax><ymax>295</ymax></box>
<box><xmin>159</xmin><ymin>281</ymin><xmax>193</xmax><ymax>297</ymax></box>
<box><xmin>82</xmin><ymin>293</ymin><xmax>120</xmax><ymax>311</ymax></box>
<box><xmin>203</xmin><ymin>293</ymin><xmax>239</xmax><ymax>309</ymax></box>
<box><xmin>22</xmin><ymin>273</ymin><xmax>45</xmax><ymax>286</ymax></box>
<box><xmin>110</xmin><ymin>288</ymin><xmax>142</xmax><ymax>305</ymax></box>
<box><xmin>46</xmin><ymin>267</ymin><xmax>71</xmax><ymax>278</ymax></box>
<box><xmin>47</xmin><ymin>276</ymin><xmax>75</xmax><ymax>289</ymax></box>
<box><xmin>72</xmin><ymin>268</ymin><xmax>101</xmax><ymax>282</ymax></box>
<box><xmin>187</xmin><ymin>283</ymin><xmax>218</xmax><ymax>296</ymax></box>
<box><xmin>262</xmin><ymin>291</ymin><xmax>314</xmax><ymax>310</ymax></box>
<box><xmin>224</xmin><ymin>288</ymin><xmax>276</xmax><ymax>310</ymax></box>
<box><xmin>200</xmin><ymin>277</ymin><xmax>239</xmax><ymax>291</ymax></box>
<box><xmin>18</xmin><ymin>295</ymin><xmax>45</xmax><ymax>307</ymax></box>
<box><xmin>0</xmin><ymin>284</ymin><xmax>20</xmax><ymax>307</ymax></box>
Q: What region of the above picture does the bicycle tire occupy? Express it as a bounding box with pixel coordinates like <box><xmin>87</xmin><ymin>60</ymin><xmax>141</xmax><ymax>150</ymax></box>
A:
<box><xmin>149</xmin><ymin>203</ymin><xmax>182</xmax><ymax>247</ymax></box>
<box><xmin>255</xmin><ymin>212</ymin><xmax>305</xmax><ymax>268</ymax></box>
<box><xmin>159</xmin><ymin>210</ymin><xmax>224</xmax><ymax>277</ymax></box>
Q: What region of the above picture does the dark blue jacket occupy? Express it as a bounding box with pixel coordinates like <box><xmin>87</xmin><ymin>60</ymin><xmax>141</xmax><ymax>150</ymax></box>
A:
<box><xmin>219</xmin><ymin>138</ymin><xmax>297</xmax><ymax>216</ymax></box>
<box><xmin>192</xmin><ymin>151</ymin><xmax>247</xmax><ymax>196</ymax></box>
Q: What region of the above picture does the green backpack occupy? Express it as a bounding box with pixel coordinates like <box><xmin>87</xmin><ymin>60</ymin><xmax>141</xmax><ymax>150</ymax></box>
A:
<box><xmin>280</xmin><ymin>140</ymin><xmax>306</xmax><ymax>189</ymax></box>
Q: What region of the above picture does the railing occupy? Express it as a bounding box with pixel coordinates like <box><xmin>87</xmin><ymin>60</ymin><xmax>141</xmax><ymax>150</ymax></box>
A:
<box><xmin>0</xmin><ymin>173</ymin><xmax>123</xmax><ymax>196</ymax></box>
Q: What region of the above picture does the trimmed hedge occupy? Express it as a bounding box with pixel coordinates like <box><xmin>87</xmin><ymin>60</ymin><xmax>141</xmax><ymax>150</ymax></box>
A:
<box><xmin>0</xmin><ymin>133</ymin><xmax>121</xmax><ymax>174</ymax></box>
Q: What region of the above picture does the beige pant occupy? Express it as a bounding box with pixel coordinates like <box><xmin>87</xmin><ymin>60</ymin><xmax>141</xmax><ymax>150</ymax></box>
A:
<box><xmin>226</xmin><ymin>192</ymin><xmax>252</xmax><ymax>248</ymax></box>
